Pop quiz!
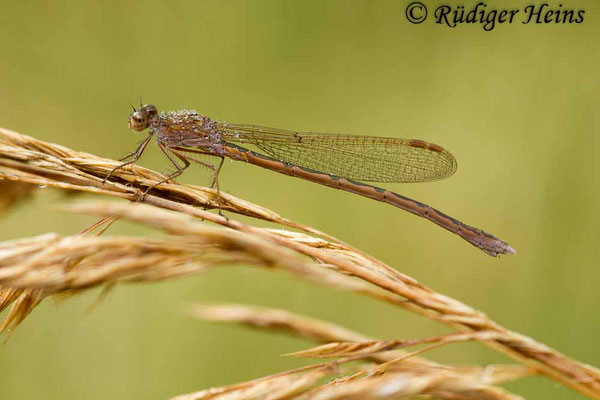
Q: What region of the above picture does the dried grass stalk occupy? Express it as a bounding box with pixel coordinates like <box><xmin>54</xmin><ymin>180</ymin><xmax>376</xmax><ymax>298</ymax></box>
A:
<box><xmin>304</xmin><ymin>368</ymin><xmax>525</xmax><ymax>400</ymax></box>
<box><xmin>190</xmin><ymin>303</ymin><xmax>372</xmax><ymax>345</ymax></box>
<box><xmin>0</xmin><ymin>127</ymin><xmax>599</xmax><ymax>398</ymax></box>
<box><xmin>286</xmin><ymin>331</ymin><xmax>507</xmax><ymax>359</ymax></box>
<box><xmin>190</xmin><ymin>302</ymin><xmax>437</xmax><ymax>366</ymax></box>
<box><xmin>191</xmin><ymin>303</ymin><xmax>533</xmax><ymax>384</ymax></box>
<box><xmin>170</xmin><ymin>365</ymin><xmax>337</xmax><ymax>400</ymax></box>
<box><xmin>172</xmin><ymin>358</ymin><xmax>526</xmax><ymax>400</ymax></box>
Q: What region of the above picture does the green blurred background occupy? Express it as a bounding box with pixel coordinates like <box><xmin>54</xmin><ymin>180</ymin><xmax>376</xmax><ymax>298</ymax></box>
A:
<box><xmin>0</xmin><ymin>0</ymin><xmax>598</xmax><ymax>398</ymax></box>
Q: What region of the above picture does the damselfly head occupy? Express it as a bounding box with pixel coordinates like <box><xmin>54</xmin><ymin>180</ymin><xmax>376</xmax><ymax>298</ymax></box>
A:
<box><xmin>128</xmin><ymin>104</ymin><xmax>157</xmax><ymax>131</ymax></box>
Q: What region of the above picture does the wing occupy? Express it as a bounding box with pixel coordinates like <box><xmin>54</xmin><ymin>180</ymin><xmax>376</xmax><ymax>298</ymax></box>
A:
<box><xmin>216</xmin><ymin>122</ymin><xmax>457</xmax><ymax>183</ymax></box>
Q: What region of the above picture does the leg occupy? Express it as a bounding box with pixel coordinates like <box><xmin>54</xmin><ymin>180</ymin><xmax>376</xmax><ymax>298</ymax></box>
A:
<box><xmin>103</xmin><ymin>132</ymin><xmax>154</xmax><ymax>183</ymax></box>
<box><xmin>170</xmin><ymin>146</ymin><xmax>225</xmax><ymax>190</ymax></box>
<box><xmin>142</xmin><ymin>143</ymin><xmax>190</xmax><ymax>195</ymax></box>
<box><xmin>118</xmin><ymin>149</ymin><xmax>139</xmax><ymax>162</ymax></box>
<box><xmin>170</xmin><ymin>148</ymin><xmax>226</xmax><ymax>216</ymax></box>
<box><xmin>210</xmin><ymin>156</ymin><xmax>225</xmax><ymax>189</ymax></box>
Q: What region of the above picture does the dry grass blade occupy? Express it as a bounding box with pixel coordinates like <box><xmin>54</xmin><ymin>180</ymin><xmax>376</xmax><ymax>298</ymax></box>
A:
<box><xmin>191</xmin><ymin>303</ymin><xmax>533</xmax><ymax>384</ymax></box>
<box><xmin>0</xmin><ymin>235</ymin><xmax>212</xmax><ymax>291</ymax></box>
<box><xmin>0</xmin><ymin>201</ymin><xmax>343</xmax><ymax>332</ymax></box>
<box><xmin>190</xmin><ymin>303</ymin><xmax>371</xmax><ymax>344</ymax></box>
<box><xmin>0</xmin><ymin>233</ymin><xmax>212</xmax><ymax>333</ymax></box>
<box><xmin>305</xmin><ymin>369</ymin><xmax>525</xmax><ymax>400</ymax></box>
<box><xmin>0</xmin><ymin>288</ymin><xmax>44</xmax><ymax>336</ymax></box>
<box><xmin>172</xmin><ymin>357</ymin><xmax>526</xmax><ymax>400</ymax></box>
<box><xmin>190</xmin><ymin>302</ymin><xmax>437</xmax><ymax>366</ymax></box>
<box><xmin>171</xmin><ymin>357</ymin><xmax>524</xmax><ymax>400</ymax></box>
<box><xmin>1</xmin><ymin>127</ymin><xmax>599</xmax><ymax>398</ymax></box>
<box><xmin>287</xmin><ymin>331</ymin><xmax>506</xmax><ymax>359</ymax></box>
<box><xmin>170</xmin><ymin>364</ymin><xmax>337</xmax><ymax>400</ymax></box>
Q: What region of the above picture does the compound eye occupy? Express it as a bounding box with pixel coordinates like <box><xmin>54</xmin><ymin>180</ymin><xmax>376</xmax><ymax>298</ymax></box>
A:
<box><xmin>129</xmin><ymin>111</ymin><xmax>149</xmax><ymax>131</ymax></box>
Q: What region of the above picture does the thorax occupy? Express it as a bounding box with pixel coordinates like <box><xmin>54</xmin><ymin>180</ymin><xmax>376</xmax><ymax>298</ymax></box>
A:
<box><xmin>153</xmin><ymin>110</ymin><xmax>222</xmax><ymax>149</ymax></box>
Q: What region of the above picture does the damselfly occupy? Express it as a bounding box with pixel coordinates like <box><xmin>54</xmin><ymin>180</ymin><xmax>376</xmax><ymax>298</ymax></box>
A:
<box><xmin>104</xmin><ymin>104</ymin><xmax>515</xmax><ymax>257</ymax></box>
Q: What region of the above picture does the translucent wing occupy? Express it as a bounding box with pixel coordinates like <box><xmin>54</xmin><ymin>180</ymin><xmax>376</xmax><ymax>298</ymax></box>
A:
<box><xmin>216</xmin><ymin>122</ymin><xmax>457</xmax><ymax>183</ymax></box>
